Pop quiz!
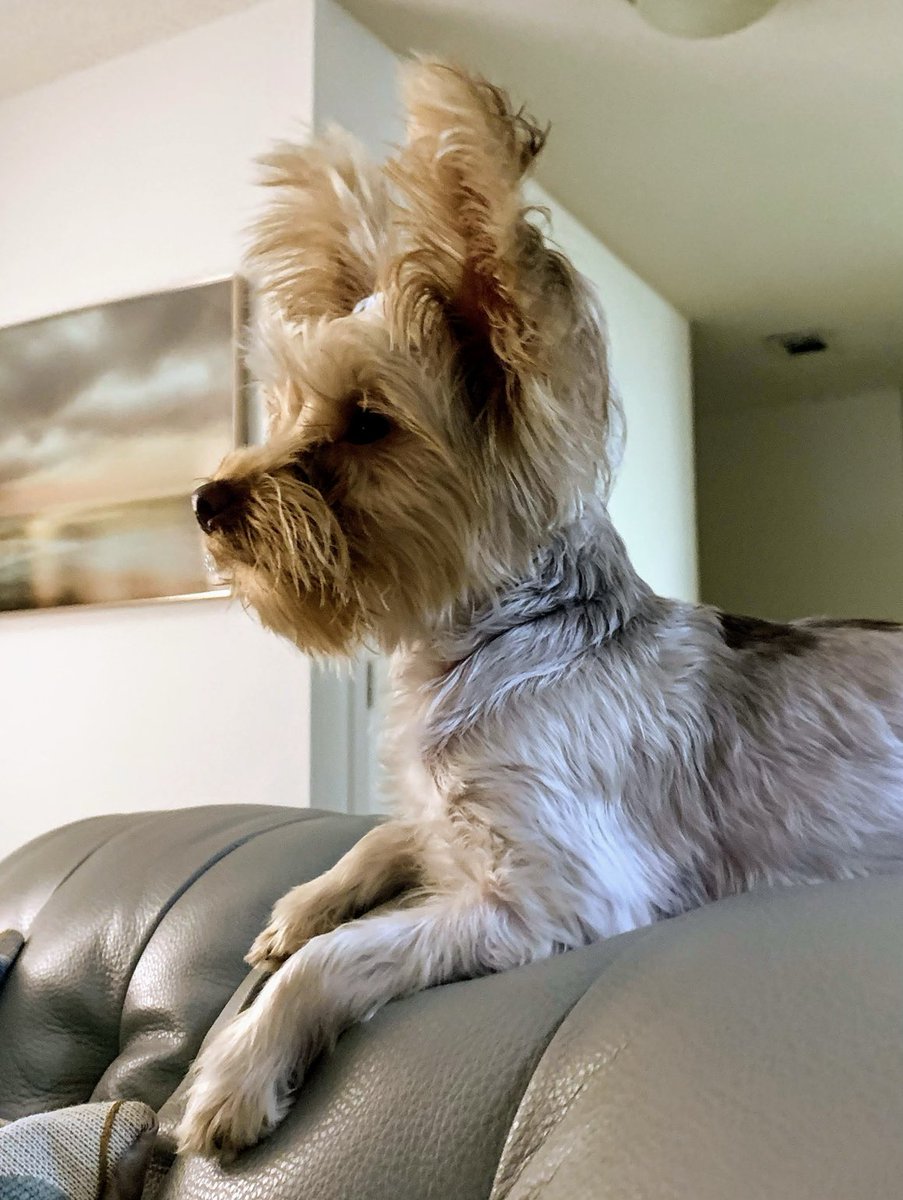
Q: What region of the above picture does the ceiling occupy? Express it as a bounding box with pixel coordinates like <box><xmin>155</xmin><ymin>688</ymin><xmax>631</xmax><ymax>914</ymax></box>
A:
<box><xmin>0</xmin><ymin>0</ymin><xmax>259</xmax><ymax>99</ymax></box>
<box><xmin>2</xmin><ymin>0</ymin><xmax>901</xmax><ymax>410</ymax></box>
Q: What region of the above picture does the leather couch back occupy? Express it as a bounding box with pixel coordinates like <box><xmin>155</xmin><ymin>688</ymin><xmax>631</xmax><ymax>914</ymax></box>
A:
<box><xmin>0</xmin><ymin>806</ymin><xmax>631</xmax><ymax>1198</ymax></box>
<box><xmin>0</xmin><ymin>807</ymin><xmax>378</xmax><ymax>1117</ymax></box>
<box><xmin>4</xmin><ymin>805</ymin><xmax>903</xmax><ymax>1199</ymax></box>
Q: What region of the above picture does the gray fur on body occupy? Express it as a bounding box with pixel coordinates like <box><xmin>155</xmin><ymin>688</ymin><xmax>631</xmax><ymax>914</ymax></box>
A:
<box><xmin>397</xmin><ymin>497</ymin><xmax>903</xmax><ymax>938</ymax></box>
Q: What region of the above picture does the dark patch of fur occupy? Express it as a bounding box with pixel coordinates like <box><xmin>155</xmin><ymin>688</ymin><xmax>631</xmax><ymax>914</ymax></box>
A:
<box><xmin>717</xmin><ymin>612</ymin><xmax>818</xmax><ymax>657</ymax></box>
<box><xmin>445</xmin><ymin>297</ymin><xmax>513</xmax><ymax>430</ymax></box>
<box><xmin>807</xmin><ymin>618</ymin><xmax>902</xmax><ymax>632</ymax></box>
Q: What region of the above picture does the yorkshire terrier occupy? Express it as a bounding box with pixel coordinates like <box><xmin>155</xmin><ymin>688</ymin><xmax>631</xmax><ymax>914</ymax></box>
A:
<box><xmin>178</xmin><ymin>58</ymin><xmax>903</xmax><ymax>1158</ymax></box>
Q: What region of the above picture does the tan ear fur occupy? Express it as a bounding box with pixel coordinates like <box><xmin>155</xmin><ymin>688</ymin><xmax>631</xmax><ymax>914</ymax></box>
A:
<box><xmin>246</xmin><ymin>129</ymin><xmax>389</xmax><ymax>324</ymax></box>
<box><xmin>385</xmin><ymin>58</ymin><xmax>549</xmax><ymax>388</ymax></box>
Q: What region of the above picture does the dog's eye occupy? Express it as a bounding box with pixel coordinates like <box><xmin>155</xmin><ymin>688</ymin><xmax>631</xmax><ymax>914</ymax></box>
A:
<box><xmin>343</xmin><ymin>406</ymin><xmax>392</xmax><ymax>446</ymax></box>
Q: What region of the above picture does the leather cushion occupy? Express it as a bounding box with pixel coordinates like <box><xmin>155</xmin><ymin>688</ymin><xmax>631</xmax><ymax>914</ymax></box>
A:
<box><xmin>490</xmin><ymin>876</ymin><xmax>903</xmax><ymax>1200</ymax></box>
<box><xmin>156</xmin><ymin>937</ymin><xmax>641</xmax><ymax>1200</ymax></box>
<box><xmin>0</xmin><ymin>807</ymin><xmax>378</xmax><ymax>1120</ymax></box>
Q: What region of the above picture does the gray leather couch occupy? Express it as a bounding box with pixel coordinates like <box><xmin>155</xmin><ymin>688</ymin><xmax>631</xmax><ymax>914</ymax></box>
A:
<box><xmin>2</xmin><ymin>804</ymin><xmax>903</xmax><ymax>1199</ymax></box>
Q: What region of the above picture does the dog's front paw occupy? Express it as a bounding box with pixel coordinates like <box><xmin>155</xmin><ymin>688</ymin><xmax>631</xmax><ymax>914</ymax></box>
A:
<box><xmin>176</xmin><ymin>1013</ymin><xmax>292</xmax><ymax>1161</ymax></box>
<box><xmin>246</xmin><ymin>883</ymin><xmax>335</xmax><ymax>969</ymax></box>
<box><xmin>177</xmin><ymin>1079</ymin><xmax>287</xmax><ymax>1163</ymax></box>
<box><xmin>246</xmin><ymin>919</ymin><xmax>296</xmax><ymax>971</ymax></box>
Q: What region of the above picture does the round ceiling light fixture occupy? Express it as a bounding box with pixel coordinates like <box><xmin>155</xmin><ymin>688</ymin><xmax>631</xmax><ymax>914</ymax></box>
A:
<box><xmin>630</xmin><ymin>0</ymin><xmax>781</xmax><ymax>37</ymax></box>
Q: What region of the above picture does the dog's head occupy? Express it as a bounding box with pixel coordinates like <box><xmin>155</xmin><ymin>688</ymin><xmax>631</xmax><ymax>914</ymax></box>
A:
<box><xmin>194</xmin><ymin>59</ymin><xmax>616</xmax><ymax>654</ymax></box>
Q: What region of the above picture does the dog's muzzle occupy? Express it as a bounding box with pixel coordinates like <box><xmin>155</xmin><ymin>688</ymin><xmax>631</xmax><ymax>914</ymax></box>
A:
<box><xmin>192</xmin><ymin>480</ymin><xmax>244</xmax><ymax>534</ymax></box>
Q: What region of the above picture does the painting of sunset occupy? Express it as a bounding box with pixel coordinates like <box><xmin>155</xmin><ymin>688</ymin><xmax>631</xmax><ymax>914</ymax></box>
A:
<box><xmin>0</xmin><ymin>280</ymin><xmax>240</xmax><ymax>612</ymax></box>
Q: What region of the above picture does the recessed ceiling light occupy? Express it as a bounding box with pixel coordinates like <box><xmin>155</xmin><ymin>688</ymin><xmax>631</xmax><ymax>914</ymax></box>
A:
<box><xmin>629</xmin><ymin>0</ymin><xmax>781</xmax><ymax>38</ymax></box>
<box><xmin>765</xmin><ymin>331</ymin><xmax>830</xmax><ymax>357</ymax></box>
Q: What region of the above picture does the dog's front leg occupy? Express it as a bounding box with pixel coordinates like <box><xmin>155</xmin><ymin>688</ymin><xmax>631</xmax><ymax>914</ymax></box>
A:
<box><xmin>177</xmin><ymin>892</ymin><xmax>536</xmax><ymax>1159</ymax></box>
<box><xmin>247</xmin><ymin>819</ymin><xmax>421</xmax><ymax>969</ymax></box>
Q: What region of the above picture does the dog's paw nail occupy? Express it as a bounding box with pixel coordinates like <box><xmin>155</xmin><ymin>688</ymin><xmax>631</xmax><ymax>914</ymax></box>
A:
<box><xmin>177</xmin><ymin>1092</ymin><xmax>276</xmax><ymax>1162</ymax></box>
<box><xmin>244</xmin><ymin>949</ymin><xmax>282</xmax><ymax>972</ymax></box>
<box><xmin>247</xmin><ymin>920</ymin><xmax>309</xmax><ymax>969</ymax></box>
<box><xmin>245</xmin><ymin>932</ymin><xmax>285</xmax><ymax>970</ymax></box>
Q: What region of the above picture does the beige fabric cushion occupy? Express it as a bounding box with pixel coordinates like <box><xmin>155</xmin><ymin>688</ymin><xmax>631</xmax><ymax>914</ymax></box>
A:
<box><xmin>0</xmin><ymin>1100</ymin><xmax>157</xmax><ymax>1200</ymax></box>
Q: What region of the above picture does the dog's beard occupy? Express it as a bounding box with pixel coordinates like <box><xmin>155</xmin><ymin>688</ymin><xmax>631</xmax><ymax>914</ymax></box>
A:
<box><xmin>207</xmin><ymin>482</ymin><xmax>489</xmax><ymax>657</ymax></box>
<box><xmin>231</xmin><ymin>562</ymin><xmax>363</xmax><ymax>655</ymax></box>
<box><xmin>201</xmin><ymin>404</ymin><xmax>580</xmax><ymax>656</ymax></box>
<box><xmin>205</xmin><ymin>474</ymin><xmax>365</xmax><ymax>655</ymax></box>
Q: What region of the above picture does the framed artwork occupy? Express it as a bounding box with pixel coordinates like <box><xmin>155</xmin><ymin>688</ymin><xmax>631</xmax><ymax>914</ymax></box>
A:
<box><xmin>0</xmin><ymin>278</ymin><xmax>247</xmax><ymax>613</ymax></box>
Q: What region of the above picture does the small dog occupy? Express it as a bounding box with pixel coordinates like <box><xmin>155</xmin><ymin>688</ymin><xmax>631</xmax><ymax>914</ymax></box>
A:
<box><xmin>178</xmin><ymin>58</ymin><xmax>903</xmax><ymax>1159</ymax></box>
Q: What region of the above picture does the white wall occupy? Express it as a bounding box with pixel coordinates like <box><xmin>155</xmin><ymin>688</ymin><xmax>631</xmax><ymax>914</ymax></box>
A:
<box><xmin>530</xmin><ymin>185</ymin><xmax>698</xmax><ymax>601</ymax></box>
<box><xmin>313</xmin><ymin>0</ymin><xmax>403</xmax><ymax>154</ymax></box>
<box><xmin>0</xmin><ymin>0</ymin><xmax>314</xmax><ymax>327</ymax></box>
<box><xmin>0</xmin><ymin>0</ymin><xmax>318</xmax><ymax>850</ymax></box>
<box><xmin>696</xmin><ymin>387</ymin><xmax>903</xmax><ymax>620</ymax></box>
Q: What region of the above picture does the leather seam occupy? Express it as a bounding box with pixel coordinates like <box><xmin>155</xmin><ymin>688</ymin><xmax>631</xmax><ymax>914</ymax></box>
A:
<box><xmin>0</xmin><ymin>815</ymin><xmax>337</xmax><ymax>1122</ymax></box>
<box><xmin>6</xmin><ymin>813</ymin><xmax>157</xmax><ymax>938</ymax></box>
<box><xmin>108</xmin><ymin>811</ymin><xmax>341</xmax><ymax>1046</ymax></box>
<box><xmin>100</xmin><ymin>812</ymin><xmax>372</xmax><ymax>1083</ymax></box>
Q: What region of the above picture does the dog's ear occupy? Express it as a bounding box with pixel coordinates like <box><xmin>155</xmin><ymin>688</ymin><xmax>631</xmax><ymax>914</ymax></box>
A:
<box><xmin>246</xmin><ymin>130</ymin><xmax>389</xmax><ymax>324</ymax></box>
<box><xmin>386</xmin><ymin>59</ymin><xmax>551</xmax><ymax>412</ymax></box>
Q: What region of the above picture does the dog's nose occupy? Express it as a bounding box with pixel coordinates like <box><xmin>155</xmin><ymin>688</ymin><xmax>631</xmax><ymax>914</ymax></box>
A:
<box><xmin>192</xmin><ymin>480</ymin><xmax>243</xmax><ymax>533</ymax></box>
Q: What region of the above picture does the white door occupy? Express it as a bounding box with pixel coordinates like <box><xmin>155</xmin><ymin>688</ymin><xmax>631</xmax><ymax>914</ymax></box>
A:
<box><xmin>309</xmin><ymin>653</ymin><xmax>387</xmax><ymax>814</ymax></box>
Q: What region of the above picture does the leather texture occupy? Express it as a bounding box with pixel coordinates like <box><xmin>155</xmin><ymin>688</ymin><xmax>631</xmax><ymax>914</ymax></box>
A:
<box><xmin>0</xmin><ymin>807</ymin><xmax>377</xmax><ymax>1118</ymax></box>
<box><xmin>1</xmin><ymin>805</ymin><xmax>902</xmax><ymax>1198</ymax></box>
<box><xmin>491</xmin><ymin>877</ymin><xmax>903</xmax><ymax>1200</ymax></box>
<box><xmin>156</xmin><ymin>942</ymin><xmax>633</xmax><ymax>1200</ymax></box>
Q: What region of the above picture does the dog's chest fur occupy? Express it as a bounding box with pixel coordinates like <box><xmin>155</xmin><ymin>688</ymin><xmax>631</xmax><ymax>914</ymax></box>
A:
<box><xmin>381</xmin><ymin>511</ymin><xmax>691</xmax><ymax>941</ymax></box>
<box><xmin>381</xmin><ymin>508</ymin><xmax>903</xmax><ymax>946</ymax></box>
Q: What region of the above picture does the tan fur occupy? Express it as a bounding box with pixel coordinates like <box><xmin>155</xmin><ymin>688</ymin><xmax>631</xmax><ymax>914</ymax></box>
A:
<box><xmin>387</xmin><ymin>57</ymin><xmax>549</xmax><ymax>382</ymax></box>
<box><xmin>201</xmin><ymin>58</ymin><xmax>612</xmax><ymax>660</ymax></box>
<box><xmin>248</xmin><ymin>128</ymin><xmax>390</xmax><ymax>324</ymax></box>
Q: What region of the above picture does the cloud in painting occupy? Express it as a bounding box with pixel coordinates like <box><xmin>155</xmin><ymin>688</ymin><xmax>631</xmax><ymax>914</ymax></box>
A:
<box><xmin>0</xmin><ymin>427</ymin><xmax>96</xmax><ymax>487</ymax></box>
<box><xmin>0</xmin><ymin>281</ymin><xmax>236</xmax><ymax>502</ymax></box>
